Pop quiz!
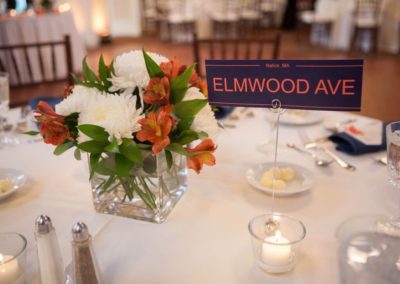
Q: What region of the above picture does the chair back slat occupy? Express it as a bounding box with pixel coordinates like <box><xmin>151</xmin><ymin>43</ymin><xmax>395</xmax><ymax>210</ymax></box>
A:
<box><xmin>0</xmin><ymin>35</ymin><xmax>73</xmax><ymax>87</ymax></box>
<box><xmin>193</xmin><ymin>33</ymin><xmax>281</xmax><ymax>76</ymax></box>
<box><xmin>23</xmin><ymin>47</ymin><xmax>33</xmax><ymax>84</ymax></box>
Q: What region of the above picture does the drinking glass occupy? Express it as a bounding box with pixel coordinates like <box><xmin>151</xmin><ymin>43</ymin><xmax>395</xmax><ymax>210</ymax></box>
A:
<box><xmin>0</xmin><ymin>72</ymin><xmax>17</xmax><ymax>146</ymax></box>
<box><xmin>0</xmin><ymin>72</ymin><xmax>9</xmax><ymax>114</ymax></box>
<box><xmin>386</xmin><ymin>121</ymin><xmax>400</xmax><ymax>188</ymax></box>
<box><xmin>0</xmin><ymin>232</ymin><xmax>27</xmax><ymax>284</ymax></box>
<box><xmin>375</xmin><ymin>121</ymin><xmax>400</xmax><ymax>236</ymax></box>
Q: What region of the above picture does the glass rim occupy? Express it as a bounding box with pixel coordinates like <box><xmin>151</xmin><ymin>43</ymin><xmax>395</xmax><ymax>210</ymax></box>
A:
<box><xmin>0</xmin><ymin>232</ymin><xmax>27</xmax><ymax>263</ymax></box>
<box><xmin>248</xmin><ymin>213</ymin><xmax>306</xmax><ymax>245</ymax></box>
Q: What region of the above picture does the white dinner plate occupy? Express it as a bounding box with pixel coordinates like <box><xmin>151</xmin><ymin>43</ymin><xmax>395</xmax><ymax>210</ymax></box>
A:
<box><xmin>267</xmin><ymin>110</ymin><xmax>324</xmax><ymax>126</ymax></box>
<box><xmin>246</xmin><ymin>162</ymin><xmax>314</xmax><ymax>196</ymax></box>
<box><xmin>0</xmin><ymin>169</ymin><xmax>27</xmax><ymax>201</ymax></box>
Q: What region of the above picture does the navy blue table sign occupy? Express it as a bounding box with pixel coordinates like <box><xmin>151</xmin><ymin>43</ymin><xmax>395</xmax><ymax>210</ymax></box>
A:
<box><xmin>205</xmin><ymin>60</ymin><xmax>363</xmax><ymax>111</ymax></box>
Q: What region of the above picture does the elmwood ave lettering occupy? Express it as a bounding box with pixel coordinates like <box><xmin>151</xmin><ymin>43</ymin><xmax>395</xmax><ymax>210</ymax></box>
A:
<box><xmin>212</xmin><ymin>77</ymin><xmax>356</xmax><ymax>96</ymax></box>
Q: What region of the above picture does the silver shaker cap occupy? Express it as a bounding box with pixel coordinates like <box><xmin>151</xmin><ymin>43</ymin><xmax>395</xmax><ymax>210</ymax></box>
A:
<box><xmin>35</xmin><ymin>215</ymin><xmax>54</xmax><ymax>234</ymax></box>
<box><xmin>72</xmin><ymin>222</ymin><xmax>90</xmax><ymax>242</ymax></box>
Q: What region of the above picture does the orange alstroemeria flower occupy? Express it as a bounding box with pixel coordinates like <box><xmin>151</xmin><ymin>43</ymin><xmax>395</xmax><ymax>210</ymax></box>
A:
<box><xmin>187</xmin><ymin>139</ymin><xmax>217</xmax><ymax>174</ymax></box>
<box><xmin>160</xmin><ymin>58</ymin><xmax>186</xmax><ymax>80</ymax></box>
<box><xmin>34</xmin><ymin>101</ymin><xmax>65</xmax><ymax>124</ymax></box>
<box><xmin>143</xmin><ymin>77</ymin><xmax>170</xmax><ymax>105</ymax></box>
<box><xmin>136</xmin><ymin>105</ymin><xmax>175</xmax><ymax>154</ymax></box>
<box><xmin>39</xmin><ymin>120</ymin><xmax>73</xmax><ymax>145</ymax></box>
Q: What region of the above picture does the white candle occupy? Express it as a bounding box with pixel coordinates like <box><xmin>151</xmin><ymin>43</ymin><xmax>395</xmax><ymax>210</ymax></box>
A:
<box><xmin>0</xmin><ymin>254</ymin><xmax>20</xmax><ymax>284</ymax></box>
<box><xmin>261</xmin><ymin>231</ymin><xmax>292</xmax><ymax>266</ymax></box>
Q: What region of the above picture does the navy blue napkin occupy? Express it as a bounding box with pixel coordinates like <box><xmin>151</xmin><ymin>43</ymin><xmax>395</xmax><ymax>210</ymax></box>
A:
<box><xmin>329</xmin><ymin>123</ymin><xmax>387</xmax><ymax>155</ymax></box>
<box><xmin>214</xmin><ymin>106</ymin><xmax>235</xmax><ymax>120</ymax></box>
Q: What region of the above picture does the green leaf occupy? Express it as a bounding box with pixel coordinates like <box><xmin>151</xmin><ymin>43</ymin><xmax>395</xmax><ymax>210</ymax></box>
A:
<box><xmin>82</xmin><ymin>57</ymin><xmax>100</xmax><ymax>83</ymax></box>
<box><xmin>80</xmin><ymin>81</ymin><xmax>106</xmax><ymax>91</ymax></box>
<box><xmin>98</xmin><ymin>54</ymin><xmax>110</xmax><ymax>88</ymax></box>
<box><xmin>115</xmin><ymin>153</ymin><xmax>134</xmax><ymax>177</ymax></box>
<box><xmin>197</xmin><ymin>131</ymin><xmax>208</xmax><ymax>138</ymax></box>
<box><xmin>71</xmin><ymin>73</ymin><xmax>82</xmax><ymax>85</ymax></box>
<box><xmin>93</xmin><ymin>161</ymin><xmax>115</xmax><ymax>176</ymax></box>
<box><xmin>174</xmin><ymin>99</ymin><xmax>207</xmax><ymax>118</ymax></box>
<box><xmin>89</xmin><ymin>153</ymin><xmax>101</xmax><ymax>178</ymax></box>
<box><xmin>77</xmin><ymin>140</ymin><xmax>108</xmax><ymax>153</ymax></box>
<box><xmin>165</xmin><ymin>143</ymin><xmax>190</xmax><ymax>156</ymax></box>
<box><xmin>170</xmin><ymin>64</ymin><xmax>195</xmax><ymax>103</ymax></box>
<box><xmin>120</xmin><ymin>139</ymin><xmax>143</xmax><ymax>164</ymax></box>
<box><xmin>74</xmin><ymin>148</ymin><xmax>81</xmax><ymax>160</ymax></box>
<box><xmin>104</xmin><ymin>136</ymin><xmax>119</xmax><ymax>153</ymax></box>
<box><xmin>175</xmin><ymin>130</ymin><xmax>199</xmax><ymax>145</ymax></box>
<box><xmin>78</xmin><ymin>124</ymin><xmax>109</xmax><ymax>142</ymax></box>
<box><xmin>109</xmin><ymin>60</ymin><xmax>115</xmax><ymax>76</ymax></box>
<box><xmin>142</xmin><ymin>49</ymin><xmax>164</xmax><ymax>78</ymax></box>
<box><xmin>24</xmin><ymin>131</ymin><xmax>39</xmax><ymax>136</ymax></box>
<box><xmin>176</xmin><ymin>117</ymin><xmax>194</xmax><ymax>132</ymax></box>
<box><xmin>53</xmin><ymin>142</ymin><xmax>75</xmax><ymax>155</ymax></box>
<box><xmin>138</xmin><ymin>143</ymin><xmax>153</xmax><ymax>151</ymax></box>
<box><xmin>165</xmin><ymin>150</ymin><xmax>173</xmax><ymax>169</ymax></box>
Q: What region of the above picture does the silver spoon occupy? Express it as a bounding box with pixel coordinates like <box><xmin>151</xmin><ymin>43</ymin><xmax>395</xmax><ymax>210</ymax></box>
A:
<box><xmin>287</xmin><ymin>143</ymin><xmax>332</xmax><ymax>167</ymax></box>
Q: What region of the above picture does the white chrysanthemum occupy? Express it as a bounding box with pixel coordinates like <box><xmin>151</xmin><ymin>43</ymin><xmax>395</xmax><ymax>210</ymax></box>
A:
<box><xmin>55</xmin><ymin>85</ymin><xmax>101</xmax><ymax>116</ymax></box>
<box><xmin>78</xmin><ymin>92</ymin><xmax>144</xmax><ymax>143</ymax></box>
<box><xmin>183</xmin><ymin>87</ymin><xmax>219</xmax><ymax>140</ymax></box>
<box><xmin>108</xmin><ymin>50</ymin><xmax>168</xmax><ymax>92</ymax></box>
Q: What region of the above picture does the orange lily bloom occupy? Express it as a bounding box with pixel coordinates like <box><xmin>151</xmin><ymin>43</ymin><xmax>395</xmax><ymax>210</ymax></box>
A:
<box><xmin>136</xmin><ymin>105</ymin><xmax>175</xmax><ymax>154</ymax></box>
<box><xmin>39</xmin><ymin>120</ymin><xmax>73</xmax><ymax>145</ymax></box>
<box><xmin>160</xmin><ymin>58</ymin><xmax>186</xmax><ymax>79</ymax></box>
<box><xmin>34</xmin><ymin>101</ymin><xmax>65</xmax><ymax>124</ymax></box>
<box><xmin>143</xmin><ymin>77</ymin><xmax>170</xmax><ymax>105</ymax></box>
<box><xmin>187</xmin><ymin>139</ymin><xmax>217</xmax><ymax>174</ymax></box>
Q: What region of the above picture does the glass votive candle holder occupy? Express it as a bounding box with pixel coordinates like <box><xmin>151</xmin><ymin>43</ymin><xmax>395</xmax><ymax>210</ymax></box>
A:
<box><xmin>248</xmin><ymin>213</ymin><xmax>306</xmax><ymax>274</ymax></box>
<box><xmin>0</xmin><ymin>232</ymin><xmax>27</xmax><ymax>284</ymax></box>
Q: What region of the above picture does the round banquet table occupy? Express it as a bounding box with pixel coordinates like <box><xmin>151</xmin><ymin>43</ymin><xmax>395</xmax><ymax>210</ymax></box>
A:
<box><xmin>0</xmin><ymin>108</ymin><xmax>396</xmax><ymax>283</ymax></box>
<box><xmin>0</xmin><ymin>11</ymin><xmax>85</xmax><ymax>86</ymax></box>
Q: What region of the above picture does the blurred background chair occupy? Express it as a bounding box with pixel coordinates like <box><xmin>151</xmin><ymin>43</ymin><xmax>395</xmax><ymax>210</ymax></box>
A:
<box><xmin>351</xmin><ymin>0</ymin><xmax>382</xmax><ymax>52</ymax></box>
<box><xmin>209</xmin><ymin>0</ymin><xmax>241</xmax><ymax>39</ymax></box>
<box><xmin>239</xmin><ymin>0</ymin><xmax>262</xmax><ymax>36</ymax></box>
<box><xmin>0</xmin><ymin>35</ymin><xmax>73</xmax><ymax>107</ymax></box>
<box><xmin>165</xmin><ymin>0</ymin><xmax>196</xmax><ymax>42</ymax></box>
<box><xmin>299</xmin><ymin>0</ymin><xmax>338</xmax><ymax>47</ymax></box>
<box><xmin>193</xmin><ymin>32</ymin><xmax>281</xmax><ymax>76</ymax></box>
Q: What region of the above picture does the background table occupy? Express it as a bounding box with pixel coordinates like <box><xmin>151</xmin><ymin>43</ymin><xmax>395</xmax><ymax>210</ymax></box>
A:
<box><xmin>315</xmin><ymin>0</ymin><xmax>400</xmax><ymax>53</ymax></box>
<box><xmin>0</xmin><ymin>11</ymin><xmax>85</xmax><ymax>86</ymax></box>
<box><xmin>0</xmin><ymin>108</ymin><xmax>395</xmax><ymax>283</ymax></box>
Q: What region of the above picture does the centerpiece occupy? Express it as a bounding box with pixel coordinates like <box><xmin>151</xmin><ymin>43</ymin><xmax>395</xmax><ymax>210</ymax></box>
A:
<box><xmin>31</xmin><ymin>50</ymin><xmax>219</xmax><ymax>223</ymax></box>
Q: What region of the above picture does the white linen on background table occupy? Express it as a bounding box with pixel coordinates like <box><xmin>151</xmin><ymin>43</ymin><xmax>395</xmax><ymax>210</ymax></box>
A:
<box><xmin>0</xmin><ymin>108</ymin><xmax>394</xmax><ymax>283</ymax></box>
<box><xmin>0</xmin><ymin>12</ymin><xmax>85</xmax><ymax>86</ymax></box>
<box><xmin>316</xmin><ymin>0</ymin><xmax>400</xmax><ymax>53</ymax></box>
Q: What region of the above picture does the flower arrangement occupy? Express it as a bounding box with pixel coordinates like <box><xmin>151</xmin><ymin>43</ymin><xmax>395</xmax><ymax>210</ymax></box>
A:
<box><xmin>31</xmin><ymin>50</ymin><xmax>218</xmax><ymax>218</ymax></box>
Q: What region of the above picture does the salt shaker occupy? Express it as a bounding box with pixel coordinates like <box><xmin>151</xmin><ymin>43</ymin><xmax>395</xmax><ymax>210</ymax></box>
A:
<box><xmin>71</xmin><ymin>222</ymin><xmax>102</xmax><ymax>284</ymax></box>
<box><xmin>34</xmin><ymin>215</ymin><xmax>65</xmax><ymax>284</ymax></box>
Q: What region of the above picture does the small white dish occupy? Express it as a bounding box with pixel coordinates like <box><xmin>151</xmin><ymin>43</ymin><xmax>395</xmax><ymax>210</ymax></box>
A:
<box><xmin>0</xmin><ymin>169</ymin><xmax>27</xmax><ymax>201</ymax></box>
<box><xmin>246</xmin><ymin>162</ymin><xmax>314</xmax><ymax>196</ymax></box>
<box><xmin>268</xmin><ymin>110</ymin><xmax>324</xmax><ymax>126</ymax></box>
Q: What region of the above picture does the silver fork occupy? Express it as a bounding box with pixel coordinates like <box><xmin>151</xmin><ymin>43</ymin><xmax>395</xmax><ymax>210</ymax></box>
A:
<box><xmin>298</xmin><ymin>130</ymin><xmax>356</xmax><ymax>171</ymax></box>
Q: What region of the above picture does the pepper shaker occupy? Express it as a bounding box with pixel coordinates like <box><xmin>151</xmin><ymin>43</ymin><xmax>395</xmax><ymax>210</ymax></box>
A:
<box><xmin>34</xmin><ymin>215</ymin><xmax>65</xmax><ymax>284</ymax></box>
<box><xmin>71</xmin><ymin>222</ymin><xmax>102</xmax><ymax>284</ymax></box>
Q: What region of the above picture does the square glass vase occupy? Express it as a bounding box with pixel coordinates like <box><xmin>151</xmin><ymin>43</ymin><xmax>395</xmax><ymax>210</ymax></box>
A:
<box><xmin>90</xmin><ymin>151</ymin><xmax>188</xmax><ymax>223</ymax></box>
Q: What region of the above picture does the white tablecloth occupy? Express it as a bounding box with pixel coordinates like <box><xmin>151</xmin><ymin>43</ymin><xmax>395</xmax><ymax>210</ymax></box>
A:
<box><xmin>0</xmin><ymin>11</ymin><xmax>85</xmax><ymax>86</ymax></box>
<box><xmin>0</xmin><ymin>108</ymin><xmax>395</xmax><ymax>283</ymax></box>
